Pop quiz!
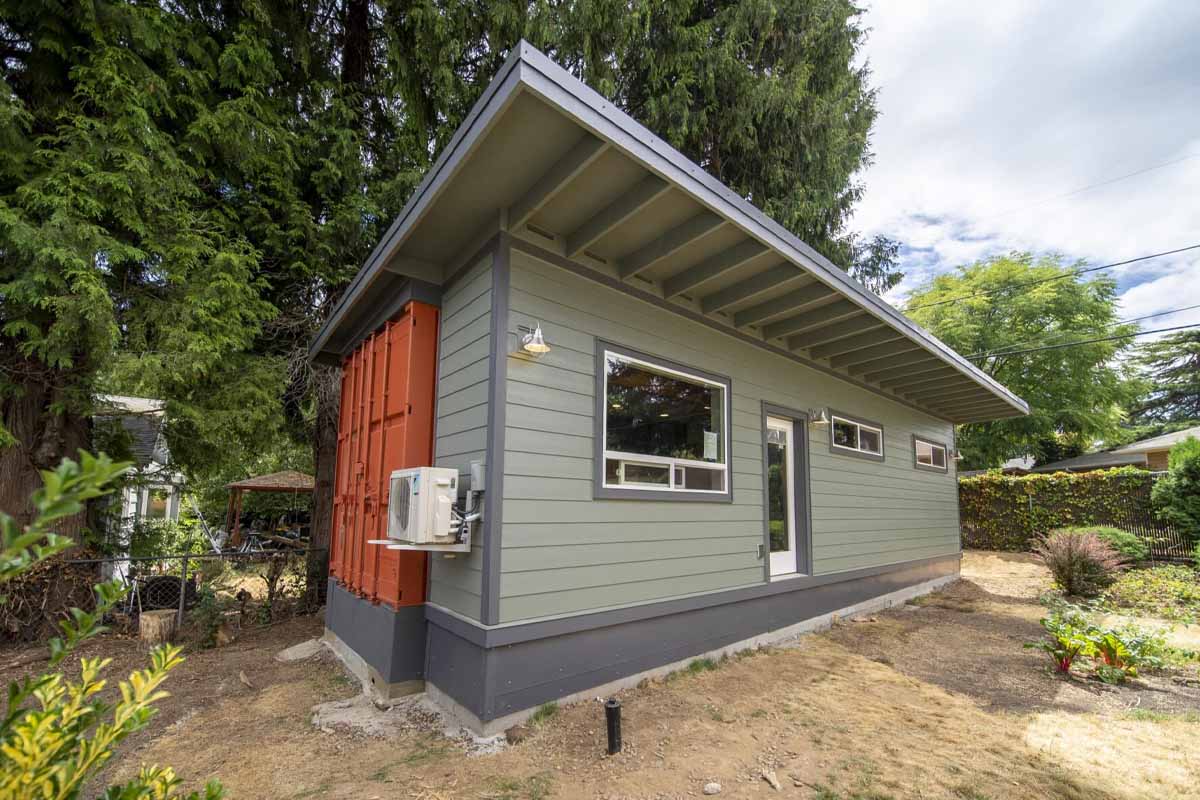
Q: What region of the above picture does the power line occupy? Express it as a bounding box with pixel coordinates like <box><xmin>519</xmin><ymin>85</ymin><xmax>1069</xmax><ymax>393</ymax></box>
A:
<box><xmin>904</xmin><ymin>244</ymin><xmax>1200</xmax><ymax>312</ymax></box>
<box><xmin>982</xmin><ymin>153</ymin><xmax>1200</xmax><ymax>221</ymax></box>
<box><xmin>960</xmin><ymin>303</ymin><xmax>1200</xmax><ymax>358</ymax></box>
<box><xmin>965</xmin><ymin>323</ymin><xmax>1200</xmax><ymax>360</ymax></box>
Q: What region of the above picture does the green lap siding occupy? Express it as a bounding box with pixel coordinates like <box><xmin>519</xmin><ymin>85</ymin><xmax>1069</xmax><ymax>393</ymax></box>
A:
<box><xmin>428</xmin><ymin>254</ymin><xmax>493</xmax><ymax>620</ymax></box>
<box><xmin>497</xmin><ymin>247</ymin><xmax>960</xmax><ymax>624</ymax></box>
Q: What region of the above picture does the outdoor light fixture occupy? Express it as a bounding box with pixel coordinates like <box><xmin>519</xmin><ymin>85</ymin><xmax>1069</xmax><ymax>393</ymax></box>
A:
<box><xmin>519</xmin><ymin>323</ymin><xmax>551</xmax><ymax>357</ymax></box>
<box><xmin>808</xmin><ymin>408</ymin><xmax>830</xmax><ymax>426</ymax></box>
<box><xmin>954</xmin><ymin>450</ymin><xmax>965</xmax><ymax>461</ymax></box>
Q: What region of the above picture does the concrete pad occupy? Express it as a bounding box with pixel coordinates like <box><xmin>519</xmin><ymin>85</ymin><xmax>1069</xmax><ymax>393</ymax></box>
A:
<box><xmin>276</xmin><ymin>638</ymin><xmax>325</xmax><ymax>663</ymax></box>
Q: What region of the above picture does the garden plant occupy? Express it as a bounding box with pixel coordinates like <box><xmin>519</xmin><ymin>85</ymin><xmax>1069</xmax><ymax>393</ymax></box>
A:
<box><xmin>0</xmin><ymin>452</ymin><xmax>222</xmax><ymax>799</ymax></box>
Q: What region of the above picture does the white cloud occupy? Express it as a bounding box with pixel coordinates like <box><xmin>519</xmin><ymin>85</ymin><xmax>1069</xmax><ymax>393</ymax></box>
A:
<box><xmin>853</xmin><ymin>0</ymin><xmax>1200</xmax><ymax>310</ymax></box>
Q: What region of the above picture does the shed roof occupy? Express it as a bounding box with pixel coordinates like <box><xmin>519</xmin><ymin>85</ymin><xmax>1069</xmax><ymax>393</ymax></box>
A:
<box><xmin>310</xmin><ymin>41</ymin><xmax>1028</xmax><ymax>424</ymax></box>
<box><xmin>226</xmin><ymin>470</ymin><xmax>315</xmax><ymax>492</ymax></box>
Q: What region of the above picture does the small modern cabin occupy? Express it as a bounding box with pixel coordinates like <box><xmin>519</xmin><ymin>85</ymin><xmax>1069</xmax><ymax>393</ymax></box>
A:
<box><xmin>309</xmin><ymin>41</ymin><xmax>1028</xmax><ymax>734</ymax></box>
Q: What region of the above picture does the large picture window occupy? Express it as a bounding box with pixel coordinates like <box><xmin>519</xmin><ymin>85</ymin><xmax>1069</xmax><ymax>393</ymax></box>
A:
<box><xmin>830</xmin><ymin>413</ymin><xmax>884</xmax><ymax>461</ymax></box>
<box><xmin>598</xmin><ymin>346</ymin><xmax>730</xmax><ymax>499</ymax></box>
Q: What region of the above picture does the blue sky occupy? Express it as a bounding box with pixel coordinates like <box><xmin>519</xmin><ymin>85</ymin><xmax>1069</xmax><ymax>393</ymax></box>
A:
<box><xmin>852</xmin><ymin>1</ymin><xmax>1200</xmax><ymax>334</ymax></box>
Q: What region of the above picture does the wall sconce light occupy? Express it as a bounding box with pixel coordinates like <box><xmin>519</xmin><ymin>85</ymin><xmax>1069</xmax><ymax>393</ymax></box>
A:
<box><xmin>808</xmin><ymin>408</ymin><xmax>830</xmax><ymax>426</ymax></box>
<box><xmin>954</xmin><ymin>450</ymin><xmax>965</xmax><ymax>461</ymax></box>
<box><xmin>519</xmin><ymin>322</ymin><xmax>551</xmax><ymax>357</ymax></box>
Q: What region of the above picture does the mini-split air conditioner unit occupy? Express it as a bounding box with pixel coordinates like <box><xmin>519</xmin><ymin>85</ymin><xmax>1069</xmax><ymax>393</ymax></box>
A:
<box><xmin>386</xmin><ymin>466</ymin><xmax>459</xmax><ymax>545</ymax></box>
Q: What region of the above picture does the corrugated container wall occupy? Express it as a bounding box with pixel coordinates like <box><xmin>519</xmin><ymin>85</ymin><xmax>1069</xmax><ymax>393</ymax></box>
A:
<box><xmin>330</xmin><ymin>301</ymin><xmax>440</xmax><ymax>608</ymax></box>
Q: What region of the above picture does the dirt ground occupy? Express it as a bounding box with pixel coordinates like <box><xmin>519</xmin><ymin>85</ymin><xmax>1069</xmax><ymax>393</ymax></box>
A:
<box><xmin>4</xmin><ymin>551</ymin><xmax>1199</xmax><ymax>799</ymax></box>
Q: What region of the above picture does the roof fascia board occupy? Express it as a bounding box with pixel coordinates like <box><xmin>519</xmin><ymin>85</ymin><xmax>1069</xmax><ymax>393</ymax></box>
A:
<box><xmin>512</xmin><ymin>42</ymin><xmax>1027</xmax><ymax>416</ymax></box>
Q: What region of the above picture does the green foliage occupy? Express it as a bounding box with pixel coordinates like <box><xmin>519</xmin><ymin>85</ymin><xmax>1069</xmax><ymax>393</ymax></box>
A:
<box><xmin>958</xmin><ymin>467</ymin><xmax>1161</xmax><ymax>552</ymax></box>
<box><xmin>1151</xmin><ymin>437</ymin><xmax>1200</xmax><ymax>541</ymax></box>
<box><xmin>1025</xmin><ymin>609</ymin><xmax>1091</xmax><ymax>673</ymax></box>
<box><xmin>1127</xmin><ymin>330</ymin><xmax>1200</xmax><ymax>424</ymax></box>
<box><xmin>1102</xmin><ymin>565</ymin><xmax>1200</xmax><ymax>624</ymax></box>
<box><xmin>1033</xmin><ymin>529</ymin><xmax>1123</xmax><ymax>597</ymax></box>
<box><xmin>0</xmin><ymin>453</ymin><xmax>221</xmax><ymax>799</ymax></box>
<box><xmin>905</xmin><ymin>253</ymin><xmax>1138</xmax><ymax>469</ymax></box>
<box><xmin>527</xmin><ymin>702</ymin><xmax>558</xmax><ymax>726</ymax></box>
<box><xmin>1053</xmin><ymin>526</ymin><xmax>1149</xmax><ymax>563</ymax></box>
<box><xmin>1027</xmin><ymin>602</ymin><xmax>1176</xmax><ymax>682</ymax></box>
<box><xmin>188</xmin><ymin>586</ymin><xmax>229</xmax><ymax>649</ymax></box>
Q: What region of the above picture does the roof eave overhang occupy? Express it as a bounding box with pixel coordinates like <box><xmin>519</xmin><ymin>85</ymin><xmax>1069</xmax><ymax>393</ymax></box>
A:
<box><xmin>309</xmin><ymin>41</ymin><xmax>1029</xmax><ymax>424</ymax></box>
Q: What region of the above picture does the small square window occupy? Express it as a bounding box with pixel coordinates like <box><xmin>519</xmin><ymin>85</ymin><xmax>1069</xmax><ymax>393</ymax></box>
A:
<box><xmin>913</xmin><ymin>437</ymin><xmax>948</xmax><ymax>472</ymax></box>
<box><xmin>829</xmin><ymin>414</ymin><xmax>884</xmax><ymax>460</ymax></box>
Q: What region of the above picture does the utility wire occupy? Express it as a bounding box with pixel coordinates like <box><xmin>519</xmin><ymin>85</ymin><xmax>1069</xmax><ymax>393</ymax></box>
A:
<box><xmin>904</xmin><ymin>244</ymin><xmax>1200</xmax><ymax>312</ymax></box>
<box><xmin>981</xmin><ymin>153</ymin><xmax>1200</xmax><ymax>221</ymax></box>
<box><xmin>960</xmin><ymin>303</ymin><xmax>1200</xmax><ymax>358</ymax></box>
<box><xmin>965</xmin><ymin>323</ymin><xmax>1200</xmax><ymax>360</ymax></box>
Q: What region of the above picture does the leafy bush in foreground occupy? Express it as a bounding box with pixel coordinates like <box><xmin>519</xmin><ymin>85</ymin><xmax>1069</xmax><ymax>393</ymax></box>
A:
<box><xmin>0</xmin><ymin>453</ymin><xmax>223</xmax><ymax>800</ymax></box>
<box><xmin>1025</xmin><ymin>609</ymin><xmax>1091</xmax><ymax>673</ymax></box>
<box><xmin>1034</xmin><ymin>529</ymin><xmax>1124</xmax><ymax>597</ymax></box>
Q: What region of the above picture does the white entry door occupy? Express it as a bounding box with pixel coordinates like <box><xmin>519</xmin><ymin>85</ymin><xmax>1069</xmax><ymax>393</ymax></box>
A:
<box><xmin>766</xmin><ymin>416</ymin><xmax>797</xmax><ymax>576</ymax></box>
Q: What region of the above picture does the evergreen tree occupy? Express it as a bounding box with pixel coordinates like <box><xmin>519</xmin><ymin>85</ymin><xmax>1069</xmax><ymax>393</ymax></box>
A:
<box><xmin>905</xmin><ymin>253</ymin><xmax>1139</xmax><ymax>469</ymax></box>
<box><xmin>3</xmin><ymin>1</ymin><xmax>890</xmax><ymax>579</ymax></box>
<box><xmin>1128</xmin><ymin>329</ymin><xmax>1200</xmax><ymax>423</ymax></box>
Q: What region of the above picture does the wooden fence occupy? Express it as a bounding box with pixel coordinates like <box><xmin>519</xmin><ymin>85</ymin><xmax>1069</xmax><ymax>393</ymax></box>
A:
<box><xmin>958</xmin><ymin>468</ymin><xmax>1193</xmax><ymax>562</ymax></box>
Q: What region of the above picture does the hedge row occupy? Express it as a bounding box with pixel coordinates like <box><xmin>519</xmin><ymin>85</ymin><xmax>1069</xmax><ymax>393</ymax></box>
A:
<box><xmin>958</xmin><ymin>467</ymin><xmax>1183</xmax><ymax>555</ymax></box>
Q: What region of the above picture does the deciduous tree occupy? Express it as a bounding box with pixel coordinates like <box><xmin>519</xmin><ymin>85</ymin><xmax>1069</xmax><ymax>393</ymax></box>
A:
<box><xmin>905</xmin><ymin>253</ymin><xmax>1139</xmax><ymax>469</ymax></box>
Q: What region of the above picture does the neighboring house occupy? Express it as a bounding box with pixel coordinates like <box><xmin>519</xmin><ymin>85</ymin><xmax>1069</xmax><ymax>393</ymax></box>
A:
<box><xmin>308</xmin><ymin>43</ymin><xmax>1029</xmax><ymax>734</ymax></box>
<box><xmin>959</xmin><ymin>455</ymin><xmax>1035</xmax><ymax>478</ymax></box>
<box><xmin>1031</xmin><ymin>425</ymin><xmax>1200</xmax><ymax>474</ymax></box>
<box><xmin>95</xmin><ymin>395</ymin><xmax>183</xmax><ymax>529</ymax></box>
<box><xmin>1111</xmin><ymin>425</ymin><xmax>1200</xmax><ymax>471</ymax></box>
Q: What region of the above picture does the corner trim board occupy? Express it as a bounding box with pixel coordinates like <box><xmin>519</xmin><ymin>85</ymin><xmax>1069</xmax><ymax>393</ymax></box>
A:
<box><xmin>481</xmin><ymin>235</ymin><xmax>511</xmax><ymax>626</ymax></box>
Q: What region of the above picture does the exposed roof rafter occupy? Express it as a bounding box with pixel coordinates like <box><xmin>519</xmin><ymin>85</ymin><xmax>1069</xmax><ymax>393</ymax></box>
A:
<box><xmin>509</xmin><ymin>134</ymin><xmax>608</xmax><ymax>229</ymax></box>
<box><xmin>733</xmin><ymin>283</ymin><xmax>839</xmax><ymax>329</ymax></box>
<box><xmin>565</xmin><ymin>174</ymin><xmax>670</xmax><ymax>257</ymax></box>
<box><xmin>808</xmin><ymin>328</ymin><xmax>902</xmax><ymax>360</ymax></box>
<box><xmin>619</xmin><ymin>211</ymin><xmax>726</xmax><ymax>280</ymax></box>
<box><xmin>699</xmin><ymin>264</ymin><xmax>802</xmax><ymax>314</ymax></box>
<box><xmin>662</xmin><ymin>240</ymin><xmax>768</xmax><ymax>299</ymax></box>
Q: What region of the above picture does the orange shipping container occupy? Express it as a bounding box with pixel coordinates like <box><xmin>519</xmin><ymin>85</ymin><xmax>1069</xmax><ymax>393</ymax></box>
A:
<box><xmin>329</xmin><ymin>301</ymin><xmax>439</xmax><ymax>608</ymax></box>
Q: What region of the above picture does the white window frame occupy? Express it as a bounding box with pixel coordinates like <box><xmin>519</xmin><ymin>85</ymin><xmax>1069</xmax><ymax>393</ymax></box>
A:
<box><xmin>600</xmin><ymin>348</ymin><xmax>730</xmax><ymax>497</ymax></box>
<box><xmin>913</xmin><ymin>435</ymin><xmax>949</xmax><ymax>472</ymax></box>
<box><xmin>830</xmin><ymin>413</ymin><xmax>885</xmax><ymax>460</ymax></box>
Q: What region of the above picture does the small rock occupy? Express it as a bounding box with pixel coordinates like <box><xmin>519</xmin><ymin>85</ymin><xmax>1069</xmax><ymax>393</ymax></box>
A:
<box><xmin>761</xmin><ymin>770</ymin><xmax>781</xmax><ymax>791</ymax></box>
<box><xmin>703</xmin><ymin>782</ymin><xmax>722</xmax><ymax>795</ymax></box>
<box><xmin>238</xmin><ymin>670</ymin><xmax>254</xmax><ymax>690</ymax></box>
<box><xmin>505</xmin><ymin>724</ymin><xmax>532</xmax><ymax>744</ymax></box>
<box><xmin>276</xmin><ymin>638</ymin><xmax>323</xmax><ymax>662</ymax></box>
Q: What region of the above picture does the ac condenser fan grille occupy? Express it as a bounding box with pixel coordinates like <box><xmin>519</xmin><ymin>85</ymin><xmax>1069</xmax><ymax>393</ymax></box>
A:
<box><xmin>393</xmin><ymin>476</ymin><xmax>412</xmax><ymax>534</ymax></box>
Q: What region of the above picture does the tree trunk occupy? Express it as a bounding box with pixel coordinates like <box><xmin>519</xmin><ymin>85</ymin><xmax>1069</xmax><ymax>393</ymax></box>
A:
<box><xmin>305</xmin><ymin>362</ymin><xmax>340</xmax><ymax>607</ymax></box>
<box><xmin>0</xmin><ymin>373</ymin><xmax>90</xmax><ymax>535</ymax></box>
<box><xmin>139</xmin><ymin>609</ymin><xmax>177</xmax><ymax>645</ymax></box>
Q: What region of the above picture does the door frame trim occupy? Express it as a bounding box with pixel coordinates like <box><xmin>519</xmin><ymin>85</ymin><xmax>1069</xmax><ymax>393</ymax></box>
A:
<box><xmin>760</xmin><ymin>402</ymin><xmax>813</xmax><ymax>581</ymax></box>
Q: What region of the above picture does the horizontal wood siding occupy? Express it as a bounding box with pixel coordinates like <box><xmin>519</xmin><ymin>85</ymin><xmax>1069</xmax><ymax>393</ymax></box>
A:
<box><xmin>429</xmin><ymin>255</ymin><xmax>492</xmax><ymax>620</ymax></box>
<box><xmin>498</xmin><ymin>248</ymin><xmax>959</xmax><ymax>623</ymax></box>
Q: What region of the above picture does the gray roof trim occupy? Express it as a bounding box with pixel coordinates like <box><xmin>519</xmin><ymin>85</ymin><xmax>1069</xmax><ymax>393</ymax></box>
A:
<box><xmin>309</xmin><ymin>41</ymin><xmax>1028</xmax><ymax>419</ymax></box>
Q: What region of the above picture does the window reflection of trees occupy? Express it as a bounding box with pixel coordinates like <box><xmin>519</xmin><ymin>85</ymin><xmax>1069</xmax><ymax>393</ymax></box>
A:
<box><xmin>605</xmin><ymin>357</ymin><xmax>722</xmax><ymax>462</ymax></box>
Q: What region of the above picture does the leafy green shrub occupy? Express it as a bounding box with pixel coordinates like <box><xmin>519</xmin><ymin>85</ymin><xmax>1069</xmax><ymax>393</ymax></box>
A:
<box><xmin>1051</xmin><ymin>525</ymin><xmax>1148</xmax><ymax>562</ymax></box>
<box><xmin>1025</xmin><ymin>609</ymin><xmax>1091</xmax><ymax>673</ymax></box>
<box><xmin>1152</xmin><ymin>437</ymin><xmax>1200</xmax><ymax>541</ymax></box>
<box><xmin>0</xmin><ymin>453</ymin><xmax>222</xmax><ymax>799</ymax></box>
<box><xmin>1034</xmin><ymin>529</ymin><xmax>1124</xmax><ymax>596</ymax></box>
<box><xmin>190</xmin><ymin>585</ymin><xmax>230</xmax><ymax>648</ymax></box>
<box><xmin>1103</xmin><ymin>565</ymin><xmax>1200</xmax><ymax>623</ymax></box>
